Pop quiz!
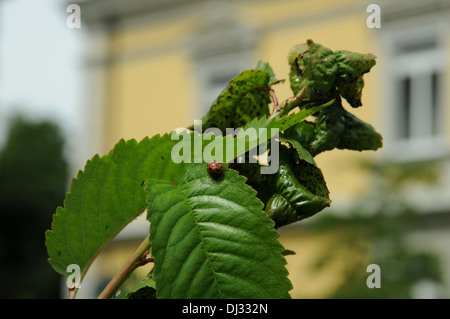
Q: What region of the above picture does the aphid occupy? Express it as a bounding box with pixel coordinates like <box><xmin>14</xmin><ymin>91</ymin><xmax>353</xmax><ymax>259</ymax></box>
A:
<box><xmin>207</xmin><ymin>161</ymin><xmax>223</xmax><ymax>179</ymax></box>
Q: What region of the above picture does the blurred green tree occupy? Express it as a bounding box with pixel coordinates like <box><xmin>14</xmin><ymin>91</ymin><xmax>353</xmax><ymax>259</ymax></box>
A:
<box><xmin>0</xmin><ymin>116</ymin><xmax>68</xmax><ymax>298</ymax></box>
<box><xmin>307</xmin><ymin>161</ymin><xmax>443</xmax><ymax>298</ymax></box>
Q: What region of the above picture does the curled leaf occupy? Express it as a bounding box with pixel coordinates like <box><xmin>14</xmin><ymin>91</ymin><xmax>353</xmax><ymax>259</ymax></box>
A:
<box><xmin>337</xmin><ymin>110</ymin><xmax>383</xmax><ymax>151</ymax></box>
<box><xmin>334</xmin><ymin>50</ymin><xmax>376</xmax><ymax>85</ymax></box>
<box><xmin>288</xmin><ymin>39</ymin><xmax>338</xmax><ymax>101</ymax></box>
<box><xmin>200</xmin><ymin>70</ymin><xmax>272</xmax><ymax>132</ymax></box>
<box><xmin>265</xmin><ymin>146</ymin><xmax>331</xmax><ymax>228</ymax></box>
<box><xmin>265</xmin><ymin>194</ymin><xmax>297</xmax><ymax>228</ymax></box>
<box><xmin>334</xmin><ymin>51</ymin><xmax>375</xmax><ymax>108</ymax></box>
<box><xmin>338</xmin><ymin>76</ymin><xmax>365</xmax><ymax>108</ymax></box>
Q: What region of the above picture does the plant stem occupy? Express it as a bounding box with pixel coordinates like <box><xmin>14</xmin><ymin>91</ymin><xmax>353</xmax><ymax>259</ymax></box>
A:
<box><xmin>97</xmin><ymin>235</ymin><xmax>153</xmax><ymax>299</ymax></box>
<box><xmin>269</xmin><ymin>86</ymin><xmax>306</xmax><ymax>120</ymax></box>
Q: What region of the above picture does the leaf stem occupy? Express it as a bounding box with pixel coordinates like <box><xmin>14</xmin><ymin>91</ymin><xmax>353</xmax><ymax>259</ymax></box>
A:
<box><xmin>97</xmin><ymin>235</ymin><xmax>153</xmax><ymax>299</ymax></box>
<box><xmin>269</xmin><ymin>86</ymin><xmax>306</xmax><ymax>120</ymax></box>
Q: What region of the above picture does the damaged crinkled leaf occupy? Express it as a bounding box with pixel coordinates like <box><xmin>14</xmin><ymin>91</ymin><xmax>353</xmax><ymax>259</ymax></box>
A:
<box><xmin>337</xmin><ymin>76</ymin><xmax>365</xmax><ymax>108</ymax></box>
<box><xmin>334</xmin><ymin>50</ymin><xmax>376</xmax><ymax>86</ymax></box>
<box><xmin>286</xmin><ymin>40</ymin><xmax>381</xmax><ymax>156</ymax></box>
<box><xmin>308</xmin><ymin>99</ymin><xmax>382</xmax><ymax>156</ymax></box>
<box><xmin>199</xmin><ymin>70</ymin><xmax>272</xmax><ymax>132</ymax></box>
<box><xmin>288</xmin><ymin>39</ymin><xmax>338</xmax><ymax>102</ymax></box>
<box><xmin>283</xmin><ymin>99</ymin><xmax>382</xmax><ymax>156</ymax></box>
<box><xmin>337</xmin><ymin>110</ymin><xmax>383</xmax><ymax>151</ymax></box>
<box><xmin>265</xmin><ymin>194</ymin><xmax>297</xmax><ymax>229</ymax></box>
<box><xmin>334</xmin><ymin>50</ymin><xmax>376</xmax><ymax>108</ymax></box>
<box><xmin>265</xmin><ymin>146</ymin><xmax>331</xmax><ymax>228</ymax></box>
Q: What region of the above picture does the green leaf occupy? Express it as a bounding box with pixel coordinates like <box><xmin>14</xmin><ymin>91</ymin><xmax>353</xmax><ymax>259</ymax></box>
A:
<box><xmin>45</xmin><ymin>101</ymin><xmax>333</xmax><ymax>286</ymax></box>
<box><xmin>280</xmin><ymin>136</ymin><xmax>316</xmax><ymax>167</ymax></box>
<box><xmin>288</xmin><ymin>39</ymin><xmax>338</xmax><ymax>99</ymax></box>
<box><xmin>200</xmin><ymin>69</ymin><xmax>272</xmax><ymax>132</ymax></box>
<box><xmin>45</xmin><ymin>134</ymin><xmax>184</xmax><ymax>279</ymax></box>
<box><xmin>194</xmin><ymin>105</ymin><xmax>323</xmax><ymax>165</ymax></box>
<box><xmin>280</xmin><ymin>121</ymin><xmax>316</xmax><ymax>163</ymax></box>
<box><xmin>337</xmin><ymin>110</ymin><xmax>383</xmax><ymax>151</ymax></box>
<box><xmin>265</xmin><ymin>194</ymin><xmax>297</xmax><ymax>228</ymax></box>
<box><xmin>145</xmin><ymin>164</ymin><xmax>292</xmax><ymax>299</ymax></box>
<box><xmin>268</xmin><ymin>99</ymin><xmax>334</xmax><ymax>131</ymax></box>
<box><xmin>307</xmin><ymin>99</ymin><xmax>383</xmax><ymax>156</ymax></box>
<box><xmin>334</xmin><ymin>50</ymin><xmax>376</xmax><ymax>86</ymax></box>
<box><xmin>282</xmin><ymin>249</ymin><xmax>296</xmax><ymax>256</ymax></box>
<box><xmin>265</xmin><ymin>146</ymin><xmax>331</xmax><ymax>228</ymax></box>
<box><xmin>45</xmin><ymin>127</ymin><xmax>293</xmax><ymax>288</ymax></box>
<box><xmin>196</xmin><ymin>100</ymin><xmax>329</xmax><ymax>165</ymax></box>
<box><xmin>337</xmin><ymin>76</ymin><xmax>365</xmax><ymax>108</ymax></box>
<box><xmin>125</xmin><ymin>275</ymin><xmax>157</xmax><ymax>299</ymax></box>
<box><xmin>285</xmin><ymin>40</ymin><xmax>380</xmax><ymax>156</ymax></box>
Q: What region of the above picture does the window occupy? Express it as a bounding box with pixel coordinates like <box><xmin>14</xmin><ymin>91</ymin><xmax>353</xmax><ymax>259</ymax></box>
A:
<box><xmin>383</xmin><ymin>26</ymin><xmax>447</xmax><ymax>161</ymax></box>
<box><xmin>395</xmin><ymin>70</ymin><xmax>441</xmax><ymax>141</ymax></box>
<box><xmin>188</xmin><ymin>10</ymin><xmax>257</xmax><ymax>120</ymax></box>
<box><xmin>195</xmin><ymin>54</ymin><xmax>250</xmax><ymax>118</ymax></box>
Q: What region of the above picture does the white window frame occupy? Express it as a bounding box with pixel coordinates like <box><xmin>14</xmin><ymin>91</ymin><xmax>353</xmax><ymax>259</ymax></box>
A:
<box><xmin>381</xmin><ymin>23</ymin><xmax>448</xmax><ymax>162</ymax></box>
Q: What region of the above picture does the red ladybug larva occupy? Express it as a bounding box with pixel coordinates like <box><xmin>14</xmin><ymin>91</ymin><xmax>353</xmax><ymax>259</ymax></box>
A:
<box><xmin>207</xmin><ymin>161</ymin><xmax>223</xmax><ymax>179</ymax></box>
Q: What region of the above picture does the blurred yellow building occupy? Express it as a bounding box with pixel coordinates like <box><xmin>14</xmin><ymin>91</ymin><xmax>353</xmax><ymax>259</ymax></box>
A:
<box><xmin>73</xmin><ymin>0</ymin><xmax>450</xmax><ymax>298</ymax></box>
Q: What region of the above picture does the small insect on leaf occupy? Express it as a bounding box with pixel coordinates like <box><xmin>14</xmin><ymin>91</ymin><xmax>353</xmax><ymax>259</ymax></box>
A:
<box><xmin>207</xmin><ymin>161</ymin><xmax>223</xmax><ymax>179</ymax></box>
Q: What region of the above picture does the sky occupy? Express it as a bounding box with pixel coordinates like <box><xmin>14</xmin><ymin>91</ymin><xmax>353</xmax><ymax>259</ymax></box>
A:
<box><xmin>0</xmin><ymin>0</ymin><xmax>88</xmax><ymax>171</ymax></box>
